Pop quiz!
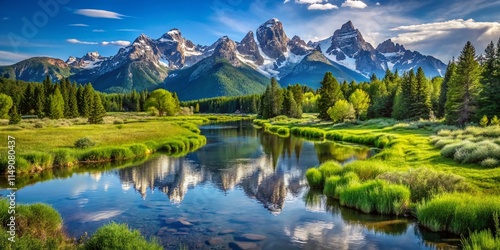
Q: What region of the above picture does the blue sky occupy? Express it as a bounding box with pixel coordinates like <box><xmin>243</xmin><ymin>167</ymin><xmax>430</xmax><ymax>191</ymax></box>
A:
<box><xmin>0</xmin><ymin>0</ymin><xmax>499</xmax><ymax>65</ymax></box>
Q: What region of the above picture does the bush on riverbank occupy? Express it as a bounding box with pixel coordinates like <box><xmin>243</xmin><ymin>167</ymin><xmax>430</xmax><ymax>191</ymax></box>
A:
<box><xmin>417</xmin><ymin>193</ymin><xmax>500</xmax><ymax>235</ymax></box>
<box><xmin>462</xmin><ymin>227</ymin><xmax>500</xmax><ymax>250</ymax></box>
<box><xmin>83</xmin><ymin>222</ymin><xmax>162</xmax><ymax>250</ymax></box>
<box><xmin>0</xmin><ymin>199</ymin><xmax>72</xmax><ymax>250</ymax></box>
<box><xmin>291</xmin><ymin>127</ymin><xmax>325</xmax><ymax>139</ymax></box>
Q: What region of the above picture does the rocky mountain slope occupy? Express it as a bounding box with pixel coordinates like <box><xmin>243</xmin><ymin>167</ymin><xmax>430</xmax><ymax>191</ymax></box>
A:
<box><xmin>0</xmin><ymin>19</ymin><xmax>447</xmax><ymax>100</ymax></box>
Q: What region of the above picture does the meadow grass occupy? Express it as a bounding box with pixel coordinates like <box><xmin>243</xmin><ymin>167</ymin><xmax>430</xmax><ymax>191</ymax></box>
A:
<box><xmin>0</xmin><ymin>113</ymin><xmax>224</xmax><ymax>174</ymax></box>
<box><xmin>461</xmin><ymin>229</ymin><xmax>500</xmax><ymax>250</ymax></box>
<box><xmin>417</xmin><ymin>193</ymin><xmax>500</xmax><ymax>235</ymax></box>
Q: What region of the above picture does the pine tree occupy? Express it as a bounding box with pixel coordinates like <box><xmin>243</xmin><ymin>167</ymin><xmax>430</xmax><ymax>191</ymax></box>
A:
<box><xmin>88</xmin><ymin>93</ymin><xmax>106</xmax><ymax>124</ymax></box>
<box><xmin>478</xmin><ymin>39</ymin><xmax>500</xmax><ymax>118</ymax></box>
<box><xmin>269</xmin><ymin>78</ymin><xmax>283</xmax><ymax>117</ymax></box>
<box><xmin>317</xmin><ymin>72</ymin><xmax>343</xmax><ymax>120</ymax></box>
<box><xmin>34</xmin><ymin>85</ymin><xmax>45</xmax><ymax>118</ymax></box>
<box><xmin>283</xmin><ymin>89</ymin><xmax>300</xmax><ymax>118</ymax></box>
<box><xmin>8</xmin><ymin>105</ymin><xmax>21</xmax><ymax>124</ymax></box>
<box><xmin>195</xmin><ymin>103</ymin><xmax>200</xmax><ymax>113</ymax></box>
<box><xmin>411</xmin><ymin>67</ymin><xmax>432</xmax><ymax>119</ymax></box>
<box><xmin>20</xmin><ymin>84</ymin><xmax>35</xmax><ymax>115</ymax></box>
<box><xmin>43</xmin><ymin>75</ymin><xmax>52</xmax><ymax>116</ymax></box>
<box><xmin>67</xmin><ymin>83</ymin><xmax>79</xmax><ymax>118</ymax></box>
<box><xmin>445</xmin><ymin>41</ymin><xmax>482</xmax><ymax>126</ymax></box>
<box><xmin>480</xmin><ymin>115</ymin><xmax>489</xmax><ymax>127</ymax></box>
<box><xmin>438</xmin><ymin>61</ymin><xmax>456</xmax><ymax>118</ymax></box>
<box><xmin>491</xmin><ymin>115</ymin><xmax>499</xmax><ymax>126</ymax></box>
<box><xmin>172</xmin><ymin>92</ymin><xmax>181</xmax><ymax>114</ymax></box>
<box><xmin>48</xmin><ymin>87</ymin><xmax>65</xmax><ymax>119</ymax></box>
<box><xmin>81</xmin><ymin>84</ymin><xmax>94</xmax><ymax>117</ymax></box>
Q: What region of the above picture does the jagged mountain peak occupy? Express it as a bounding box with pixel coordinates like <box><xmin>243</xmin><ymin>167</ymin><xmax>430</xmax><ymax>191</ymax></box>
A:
<box><xmin>376</xmin><ymin>39</ymin><xmax>405</xmax><ymax>53</ymax></box>
<box><xmin>341</xmin><ymin>20</ymin><xmax>355</xmax><ymax>30</ymax></box>
<box><xmin>160</xmin><ymin>28</ymin><xmax>183</xmax><ymax>42</ymax></box>
<box><xmin>213</xmin><ymin>36</ymin><xmax>239</xmax><ymax>66</ymax></box>
<box><xmin>256</xmin><ymin>18</ymin><xmax>289</xmax><ymax>59</ymax></box>
<box><xmin>288</xmin><ymin>35</ymin><xmax>312</xmax><ymax>56</ymax></box>
<box><xmin>237</xmin><ymin>30</ymin><xmax>264</xmax><ymax>65</ymax></box>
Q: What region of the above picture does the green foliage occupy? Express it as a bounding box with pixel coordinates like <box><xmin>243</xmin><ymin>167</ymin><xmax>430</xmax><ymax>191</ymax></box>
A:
<box><xmin>290</xmin><ymin>127</ymin><xmax>325</xmax><ymax>139</ymax></box>
<box><xmin>417</xmin><ymin>193</ymin><xmax>500</xmax><ymax>234</ymax></box>
<box><xmin>378</xmin><ymin>167</ymin><xmax>471</xmax><ymax>202</ymax></box>
<box><xmin>83</xmin><ymin>222</ymin><xmax>162</xmax><ymax>250</ymax></box>
<box><xmin>318</xmin><ymin>72</ymin><xmax>344</xmax><ymax>120</ymax></box>
<box><xmin>492</xmin><ymin>115</ymin><xmax>500</xmax><ymax>126</ymax></box>
<box><xmin>306</xmin><ymin>168</ymin><xmax>323</xmax><ymax>188</ymax></box>
<box><xmin>481</xmin><ymin>115</ymin><xmax>490</xmax><ymax>127</ymax></box>
<box><xmin>462</xmin><ymin>229</ymin><xmax>500</xmax><ymax>250</ymax></box>
<box><xmin>146</xmin><ymin>89</ymin><xmax>176</xmax><ymax>116</ymax></box>
<box><xmin>88</xmin><ymin>93</ymin><xmax>106</xmax><ymax>124</ymax></box>
<box><xmin>8</xmin><ymin>106</ymin><xmax>21</xmax><ymax>124</ymax></box>
<box><xmin>0</xmin><ymin>199</ymin><xmax>70</xmax><ymax>250</ymax></box>
<box><xmin>327</xmin><ymin>99</ymin><xmax>355</xmax><ymax>123</ymax></box>
<box><xmin>0</xmin><ymin>93</ymin><xmax>13</xmax><ymax>119</ymax></box>
<box><xmin>439</xmin><ymin>139</ymin><xmax>500</xmax><ymax>166</ymax></box>
<box><xmin>48</xmin><ymin>87</ymin><xmax>65</xmax><ymax>119</ymax></box>
<box><xmin>323</xmin><ymin>172</ymin><xmax>360</xmax><ymax>198</ymax></box>
<box><xmin>52</xmin><ymin>149</ymin><xmax>77</xmax><ymax>167</ymax></box>
<box><xmin>349</xmin><ymin>88</ymin><xmax>371</xmax><ymax>120</ymax></box>
<box><xmin>445</xmin><ymin>41</ymin><xmax>482</xmax><ymax>126</ymax></box>
<box><xmin>74</xmin><ymin>137</ymin><xmax>96</xmax><ymax>149</ymax></box>
<box><xmin>260</xmin><ymin>78</ymin><xmax>283</xmax><ymax>119</ymax></box>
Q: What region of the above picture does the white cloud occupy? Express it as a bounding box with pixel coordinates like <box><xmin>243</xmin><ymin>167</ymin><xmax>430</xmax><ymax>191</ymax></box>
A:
<box><xmin>376</xmin><ymin>2</ymin><xmax>380</xmax><ymax>6</ymax></box>
<box><xmin>308</xmin><ymin>3</ymin><xmax>338</xmax><ymax>10</ymax></box>
<box><xmin>0</xmin><ymin>51</ymin><xmax>38</xmax><ymax>65</ymax></box>
<box><xmin>284</xmin><ymin>0</ymin><xmax>290</xmax><ymax>3</ymax></box>
<box><xmin>341</xmin><ymin>0</ymin><xmax>368</xmax><ymax>9</ymax></box>
<box><xmin>101</xmin><ymin>40</ymin><xmax>130</xmax><ymax>47</ymax></box>
<box><xmin>115</xmin><ymin>29</ymin><xmax>140</xmax><ymax>32</ymax></box>
<box><xmin>295</xmin><ymin>0</ymin><xmax>324</xmax><ymax>4</ymax></box>
<box><xmin>390</xmin><ymin>19</ymin><xmax>500</xmax><ymax>61</ymax></box>
<box><xmin>66</xmin><ymin>39</ymin><xmax>98</xmax><ymax>45</ymax></box>
<box><xmin>69</xmin><ymin>23</ymin><xmax>88</xmax><ymax>27</ymax></box>
<box><xmin>74</xmin><ymin>9</ymin><xmax>126</xmax><ymax>19</ymax></box>
<box><xmin>92</xmin><ymin>29</ymin><xmax>106</xmax><ymax>32</ymax></box>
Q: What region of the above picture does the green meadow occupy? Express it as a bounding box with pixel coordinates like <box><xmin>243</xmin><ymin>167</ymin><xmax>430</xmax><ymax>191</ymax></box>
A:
<box><xmin>255</xmin><ymin>116</ymin><xmax>500</xmax><ymax>247</ymax></box>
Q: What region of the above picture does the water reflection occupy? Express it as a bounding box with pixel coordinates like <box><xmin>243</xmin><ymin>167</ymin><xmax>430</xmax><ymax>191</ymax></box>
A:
<box><xmin>116</xmin><ymin>123</ymin><xmax>374</xmax><ymax>213</ymax></box>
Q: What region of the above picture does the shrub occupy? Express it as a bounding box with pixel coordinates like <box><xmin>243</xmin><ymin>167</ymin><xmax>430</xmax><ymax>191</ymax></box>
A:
<box><xmin>306</xmin><ymin>168</ymin><xmax>323</xmax><ymax>188</ymax></box>
<box><xmin>417</xmin><ymin>193</ymin><xmax>500</xmax><ymax>235</ymax></box>
<box><xmin>21</xmin><ymin>152</ymin><xmax>53</xmax><ymax>169</ymax></box>
<box><xmin>83</xmin><ymin>222</ymin><xmax>162</xmax><ymax>250</ymax></box>
<box><xmin>290</xmin><ymin>127</ymin><xmax>325</xmax><ymax>139</ymax></box>
<box><xmin>113</xmin><ymin>120</ymin><xmax>124</xmax><ymax>124</ymax></box>
<box><xmin>74</xmin><ymin>138</ymin><xmax>96</xmax><ymax>149</ymax></box>
<box><xmin>481</xmin><ymin>158</ymin><xmax>499</xmax><ymax>168</ymax></box>
<box><xmin>440</xmin><ymin>141</ymin><xmax>470</xmax><ymax>158</ymax></box>
<box><xmin>454</xmin><ymin>141</ymin><xmax>500</xmax><ymax>164</ymax></box>
<box><xmin>52</xmin><ymin>149</ymin><xmax>77</xmax><ymax>167</ymax></box>
<box><xmin>0</xmin><ymin>199</ymin><xmax>69</xmax><ymax>249</ymax></box>
<box><xmin>378</xmin><ymin>167</ymin><xmax>471</xmax><ymax>202</ymax></box>
<box><xmin>34</xmin><ymin>122</ymin><xmax>44</xmax><ymax>128</ymax></box>
<box><xmin>480</xmin><ymin>115</ymin><xmax>489</xmax><ymax>127</ymax></box>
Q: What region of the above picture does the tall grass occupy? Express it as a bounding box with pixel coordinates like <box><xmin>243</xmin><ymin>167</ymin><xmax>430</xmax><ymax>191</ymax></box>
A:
<box><xmin>378</xmin><ymin>167</ymin><xmax>472</xmax><ymax>202</ymax></box>
<box><xmin>323</xmin><ymin>172</ymin><xmax>360</xmax><ymax>199</ymax></box>
<box><xmin>339</xmin><ymin>179</ymin><xmax>410</xmax><ymax>215</ymax></box>
<box><xmin>305</xmin><ymin>168</ymin><xmax>323</xmax><ymax>188</ymax></box>
<box><xmin>291</xmin><ymin>127</ymin><xmax>326</xmax><ymax>139</ymax></box>
<box><xmin>417</xmin><ymin>193</ymin><xmax>500</xmax><ymax>235</ymax></box>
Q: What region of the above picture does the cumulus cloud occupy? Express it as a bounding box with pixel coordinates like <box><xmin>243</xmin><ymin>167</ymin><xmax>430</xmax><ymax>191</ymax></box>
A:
<box><xmin>286</xmin><ymin>0</ymin><xmax>338</xmax><ymax>11</ymax></box>
<box><xmin>75</xmin><ymin>9</ymin><xmax>127</xmax><ymax>19</ymax></box>
<box><xmin>341</xmin><ymin>0</ymin><xmax>368</xmax><ymax>9</ymax></box>
<box><xmin>308</xmin><ymin>3</ymin><xmax>338</xmax><ymax>10</ymax></box>
<box><xmin>69</xmin><ymin>23</ymin><xmax>88</xmax><ymax>27</ymax></box>
<box><xmin>101</xmin><ymin>40</ymin><xmax>130</xmax><ymax>46</ymax></box>
<box><xmin>376</xmin><ymin>2</ymin><xmax>380</xmax><ymax>6</ymax></box>
<box><xmin>295</xmin><ymin>0</ymin><xmax>324</xmax><ymax>4</ymax></box>
<box><xmin>66</xmin><ymin>39</ymin><xmax>98</xmax><ymax>45</ymax></box>
<box><xmin>390</xmin><ymin>19</ymin><xmax>500</xmax><ymax>61</ymax></box>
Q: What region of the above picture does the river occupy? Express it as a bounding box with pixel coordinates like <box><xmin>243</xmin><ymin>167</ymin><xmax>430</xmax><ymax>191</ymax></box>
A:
<box><xmin>0</xmin><ymin>121</ymin><xmax>460</xmax><ymax>249</ymax></box>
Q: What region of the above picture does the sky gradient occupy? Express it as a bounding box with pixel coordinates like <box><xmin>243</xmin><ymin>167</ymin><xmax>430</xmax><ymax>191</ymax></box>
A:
<box><xmin>0</xmin><ymin>0</ymin><xmax>499</xmax><ymax>65</ymax></box>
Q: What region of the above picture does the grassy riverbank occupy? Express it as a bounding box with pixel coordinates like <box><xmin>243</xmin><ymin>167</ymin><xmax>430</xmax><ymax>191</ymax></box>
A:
<box><xmin>0</xmin><ymin>113</ymin><xmax>252</xmax><ymax>174</ymax></box>
<box><xmin>255</xmin><ymin>116</ymin><xmax>500</xmax><ymax>246</ymax></box>
<box><xmin>0</xmin><ymin>199</ymin><xmax>162</xmax><ymax>250</ymax></box>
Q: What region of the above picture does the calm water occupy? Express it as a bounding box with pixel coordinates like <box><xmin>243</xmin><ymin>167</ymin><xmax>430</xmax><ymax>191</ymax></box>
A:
<box><xmin>1</xmin><ymin>121</ymin><xmax>460</xmax><ymax>249</ymax></box>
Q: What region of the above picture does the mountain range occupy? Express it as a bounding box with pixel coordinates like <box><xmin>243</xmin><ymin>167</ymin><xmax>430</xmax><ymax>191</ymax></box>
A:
<box><xmin>0</xmin><ymin>19</ymin><xmax>447</xmax><ymax>100</ymax></box>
